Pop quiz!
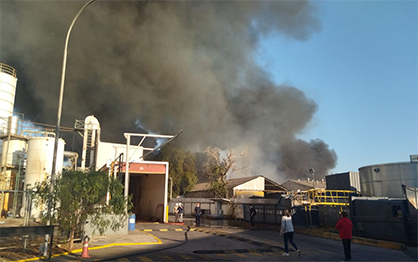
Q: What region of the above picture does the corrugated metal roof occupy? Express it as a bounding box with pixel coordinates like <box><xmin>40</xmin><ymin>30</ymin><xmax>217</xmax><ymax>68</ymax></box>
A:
<box><xmin>281</xmin><ymin>179</ymin><xmax>326</xmax><ymax>191</ymax></box>
<box><xmin>188</xmin><ymin>175</ymin><xmax>287</xmax><ymax>192</ymax></box>
<box><xmin>189</xmin><ymin>182</ymin><xmax>212</xmax><ymax>192</ymax></box>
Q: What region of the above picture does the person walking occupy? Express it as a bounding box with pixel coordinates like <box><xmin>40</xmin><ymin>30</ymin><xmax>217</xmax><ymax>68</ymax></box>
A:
<box><xmin>173</xmin><ymin>203</ymin><xmax>179</xmax><ymax>222</ymax></box>
<box><xmin>249</xmin><ymin>205</ymin><xmax>257</xmax><ymax>229</ymax></box>
<box><xmin>177</xmin><ymin>203</ymin><xmax>184</xmax><ymax>223</ymax></box>
<box><xmin>280</xmin><ymin>209</ymin><xmax>301</xmax><ymax>256</ymax></box>
<box><xmin>336</xmin><ymin>211</ymin><xmax>353</xmax><ymax>261</ymax></box>
<box><xmin>194</xmin><ymin>203</ymin><xmax>202</xmax><ymax>227</ymax></box>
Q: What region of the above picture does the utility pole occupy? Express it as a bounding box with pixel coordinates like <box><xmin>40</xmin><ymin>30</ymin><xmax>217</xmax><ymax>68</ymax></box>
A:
<box><xmin>309</xmin><ymin>168</ymin><xmax>315</xmax><ymax>189</ymax></box>
<box><xmin>169</xmin><ymin>177</ymin><xmax>173</xmax><ymax>200</ymax></box>
<box><xmin>49</xmin><ymin>0</ymin><xmax>96</xmax><ymax>225</ymax></box>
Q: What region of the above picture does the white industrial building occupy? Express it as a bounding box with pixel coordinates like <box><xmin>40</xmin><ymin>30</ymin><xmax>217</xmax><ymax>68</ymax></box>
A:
<box><xmin>0</xmin><ymin>62</ymin><xmax>171</xmax><ymax>226</ymax></box>
<box><xmin>76</xmin><ymin>114</ymin><xmax>171</xmax><ymax>223</ymax></box>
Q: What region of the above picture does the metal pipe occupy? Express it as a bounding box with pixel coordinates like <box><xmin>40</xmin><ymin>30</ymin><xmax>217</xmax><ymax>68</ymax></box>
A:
<box><xmin>170</xmin><ymin>177</ymin><xmax>173</xmax><ymax>200</ymax></box>
<box><xmin>124</xmin><ymin>135</ymin><xmax>131</xmax><ymax>212</ymax></box>
<box><xmin>0</xmin><ymin>132</ymin><xmax>12</xmax><ymax>218</ymax></box>
<box><xmin>12</xmin><ymin>157</ymin><xmax>22</xmax><ymax>218</ymax></box>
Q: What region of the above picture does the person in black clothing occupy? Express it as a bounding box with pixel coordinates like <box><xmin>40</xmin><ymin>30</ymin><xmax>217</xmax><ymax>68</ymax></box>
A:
<box><xmin>177</xmin><ymin>203</ymin><xmax>184</xmax><ymax>223</ymax></box>
<box><xmin>250</xmin><ymin>205</ymin><xmax>257</xmax><ymax>228</ymax></box>
<box><xmin>194</xmin><ymin>203</ymin><xmax>202</xmax><ymax>227</ymax></box>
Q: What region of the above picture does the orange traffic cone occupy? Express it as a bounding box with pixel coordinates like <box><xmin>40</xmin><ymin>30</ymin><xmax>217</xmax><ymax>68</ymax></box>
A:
<box><xmin>80</xmin><ymin>235</ymin><xmax>91</xmax><ymax>258</ymax></box>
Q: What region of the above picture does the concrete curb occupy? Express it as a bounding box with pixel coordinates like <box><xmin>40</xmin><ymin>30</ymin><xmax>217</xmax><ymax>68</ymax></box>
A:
<box><xmin>295</xmin><ymin>228</ymin><xmax>406</xmax><ymax>251</ymax></box>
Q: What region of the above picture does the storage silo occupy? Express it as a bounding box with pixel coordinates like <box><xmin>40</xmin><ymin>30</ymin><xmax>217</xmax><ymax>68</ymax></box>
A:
<box><xmin>25</xmin><ymin>137</ymin><xmax>65</xmax><ymax>189</ymax></box>
<box><xmin>0</xmin><ymin>63</ymin><xmax>18</xmax><ymax>163</ymax></box>
<box><xmin>0</xmin><ymin>63</ymin><xmax>17</xmax><ymax>135</ymax></box>
<box><xmin>359</xmin><ymin>159</ymin><xmax>418</xmax><ymax>198</ymax></box>
<box><xmin>1</xmin><ymin>116</ymin><xmax>27</xmax><ymax>167</ymax></box>
<box><xmin>1</xmin><ymin>138</ymin><xmax>27</xmax><ymax>167</ymax></box>
<box><xmin>81</xmin><ymin>115</ymin><xmax>101</xmax><ymax>170</ymax></box>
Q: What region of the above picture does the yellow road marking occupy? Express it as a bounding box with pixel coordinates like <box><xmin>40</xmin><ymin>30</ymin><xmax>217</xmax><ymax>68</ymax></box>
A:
<box><xmin>195</xmin><ymin>254</ymin><xmax>211</xmax><ymax>259</ymax></box>
<box><xmin>138</xmin><ymin>256</ymin><xmax>153</xmax><ymax>261</ymax></box>
<box><xmin>178</xmin><ymin>254</ymin><xmax>193</xmax><ymax>260</ymax></box>
<box><xmin>174</xmin><ymin>228</ymin><xmax>184</xmax><ymax>231</ymax></box>
<box><xmin>118</xmin><ymin>258</ymin><xmax>130</xmax><ymax>262</ymax></box>
<box><xmin>249</xmin><ymin>252</ymin><xmax>263</xmax><ymax>257</ymax></box>
<box><xmin>159</xmin><ymin>229</ymin><xmax>168</xmax><ymax>231</ymax></box>
<box><xmin>158</xmin><ymin>255</ymin><xmax>174</xmax><ymax>260</ymax></box>
<box><xmin>232</xmin><ymin>253</ymin><xmax>247</xmax><ymax>257</ymax></box>
<box><xmin>143</xmin><ymin>229</ymin><xmax>153</xmax><ymax>231</ymax></box>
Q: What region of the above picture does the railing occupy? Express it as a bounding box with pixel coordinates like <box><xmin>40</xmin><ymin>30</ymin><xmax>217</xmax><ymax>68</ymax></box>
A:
<box><xmin>305</xmin><ymin>189</ymin><xmax>359</xmax><ymax>206</ymax></box>
<box><xmin>285</xmin><ymin>189</ymin><xmax>359</xmax><ymax>207</ymax></box>
<box><xmin>22</xmin><ymin>129</ymin><xmax>55</xmax><ymax>138</ymax></box>
<box><xmin>0</xmin><ymin>63</ymin><xmax>17</xmax><ymax>78</ymax></box>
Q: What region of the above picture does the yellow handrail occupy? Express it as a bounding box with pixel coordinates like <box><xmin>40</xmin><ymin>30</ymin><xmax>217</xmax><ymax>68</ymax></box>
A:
<box><xmin>288</xmin><ymin>189</ymin><xmax>359</xmax><ymax>207</ymax></box>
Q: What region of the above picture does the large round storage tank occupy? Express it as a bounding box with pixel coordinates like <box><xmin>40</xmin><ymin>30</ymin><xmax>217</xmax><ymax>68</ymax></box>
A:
<box><xmin>359</xmin><ymin>161</ymin><xmax>418</xmax><ymax>198</ymax></box>
<box><xmin>25</xmin><ymin>137</ymin><xmax>65</xmax><ymax>189</ymax></box>
<box><xmin>0</xmin><ymin>63</ymin><xmax>18</xmax><ymax>135</ymax></box>
<box><xmin>0</xmin><ymin>137</ymin><xmax>27</xmax><ymax>166</ymax></box>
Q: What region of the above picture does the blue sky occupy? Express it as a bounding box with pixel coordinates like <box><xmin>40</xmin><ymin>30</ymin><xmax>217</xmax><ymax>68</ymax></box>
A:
<box><xmin>257</xmin><ymin>0</ymin><xmax>417</xmax><ymax>173</ymax></box>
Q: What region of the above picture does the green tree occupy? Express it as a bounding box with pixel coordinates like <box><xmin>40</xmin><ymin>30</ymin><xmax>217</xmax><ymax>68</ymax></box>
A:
<box><xmin>155</xmin><ymin>145</ymin><xmax>197</xmax><ymax>197</ymax></box>
<box><xmin>202</xmin><ymin>146</ymin><xmax>246</xmax><ymax>198</ymax></box>
<box><xmin>33</xmin><ymin>170</ymin><xmax>130</xmax><ymax>250</ymax></box>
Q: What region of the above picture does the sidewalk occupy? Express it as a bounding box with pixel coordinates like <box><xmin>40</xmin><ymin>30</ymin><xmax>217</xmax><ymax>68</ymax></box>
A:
<box><xmin>49</xmin><ymin>225</ymin><xmax>164</xmax><ymax>261</ymax></box>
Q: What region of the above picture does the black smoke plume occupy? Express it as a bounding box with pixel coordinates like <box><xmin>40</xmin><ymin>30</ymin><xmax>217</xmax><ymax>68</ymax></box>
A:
<box><xmin>0</xmin><ymin>1</ymin><xmax>336</xmax><ymax>182</ymax></box>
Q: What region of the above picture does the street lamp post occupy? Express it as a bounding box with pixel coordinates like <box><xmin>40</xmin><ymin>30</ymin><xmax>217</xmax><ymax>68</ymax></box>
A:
<box><xmin>309</xmin><ymin>168</ymin><xmax>315</xmax><ymax>189</ymax></box>
<box><xmin>169</xmin><ymin>177</ymin><xmax>173</xmax><ymax>200</ymax></box>
<box><xmin>48</xmin><ymin>0</ymin><xmax>96</xmax><ymax>225</ymax></box>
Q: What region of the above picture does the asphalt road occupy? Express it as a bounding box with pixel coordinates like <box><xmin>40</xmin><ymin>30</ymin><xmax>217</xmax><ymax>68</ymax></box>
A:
<box><xmin>18</xmin><ymin>216</ymin><xmax>413</xmax><ymax>262</ymax></box>
<box><xmin>93</xmin><ymin>222</ymin><xmax>415</xmax><ymax>262</ymax></box>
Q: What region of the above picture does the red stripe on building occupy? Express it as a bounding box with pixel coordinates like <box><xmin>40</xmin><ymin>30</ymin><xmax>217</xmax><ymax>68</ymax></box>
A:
<box><xmin>122</xmin><ymin>162</ymin><xmax>166</xmax><ymax>174</ymax></box>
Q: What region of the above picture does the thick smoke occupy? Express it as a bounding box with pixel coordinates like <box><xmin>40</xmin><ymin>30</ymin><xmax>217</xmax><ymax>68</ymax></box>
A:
<box><xmin>0</xmin><ymin>1</ymin><xmax>336</xmax><ymax>182</ymax></box>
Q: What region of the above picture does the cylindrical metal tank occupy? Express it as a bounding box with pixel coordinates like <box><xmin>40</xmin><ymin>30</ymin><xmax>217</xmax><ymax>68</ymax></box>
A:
<box><xmin>25</xmin><ymin>137</ymin><xmax>65</xmax><ymax>189</ymax></box>
<box><xmin>0</xmin><ymin>63</ymin><xmax>18</xmax><ymax>135</ymax></box>
<box><xmin>359</xmin><ymin>161</ymin><xmax>418</xmax><ymax>198</ymax></box>
<box><xmin>7</xmin><ymin>115</ymin><xmax>20</xmax><ymax>136</ymax></box>
<box><xmin>0</xmin><ymin>137</ymin><xmax>27</xmax><ymax>166</ymax></box>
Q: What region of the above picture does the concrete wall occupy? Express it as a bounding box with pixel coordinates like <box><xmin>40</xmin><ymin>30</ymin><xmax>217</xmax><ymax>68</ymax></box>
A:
<box><xmin>84</xmin><ymin>214</ymin><xmax>128</xmax><ymax>237</ymax></box>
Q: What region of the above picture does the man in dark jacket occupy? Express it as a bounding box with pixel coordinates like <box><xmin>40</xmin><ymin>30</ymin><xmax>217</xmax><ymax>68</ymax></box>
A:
<box><xmin>336</xmin><ymin>211</ymin><xmax>353</xmax><ymax>261</ymax></box>
<box><xmin>194</xmin><ymin>203</ymin><xmax>202</xmax><ymax>227</ymax></box>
